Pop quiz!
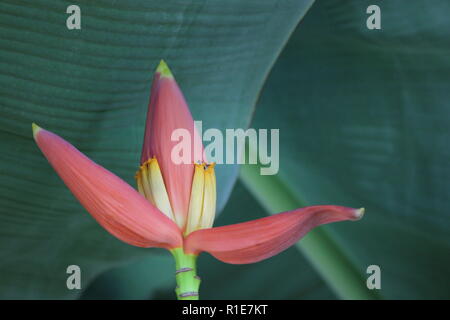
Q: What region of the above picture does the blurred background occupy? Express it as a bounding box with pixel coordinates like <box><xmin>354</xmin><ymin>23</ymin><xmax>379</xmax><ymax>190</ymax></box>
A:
<box><xmin>0</xmin><ymin>0</ymin><xmax>449</xmax><ymax>299</ymax></box>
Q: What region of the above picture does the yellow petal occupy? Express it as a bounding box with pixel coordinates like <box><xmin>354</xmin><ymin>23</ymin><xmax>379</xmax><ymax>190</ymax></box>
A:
<box><xmin>185</xmin><ymin>164</ymin><xmax>205</xmax><ymax>235</ymax></box>
<box><xmin>136</xmin><ymin>172</ymin><xmax>145</xmax><ymax>196</ymax></box>
<box><xmin>148</xmin><ymin>158</ymin><xmax>175</xmax><ymax>221</ymax></box>
<box><xmin>199</xmin><ymin>164</ymin><xmax>216</xmax><ymax>229</ymax></box>
<box><xmin>138</xmin><ymin>162</ymin><xmax>154</xmax><ymax>205</ymax></box>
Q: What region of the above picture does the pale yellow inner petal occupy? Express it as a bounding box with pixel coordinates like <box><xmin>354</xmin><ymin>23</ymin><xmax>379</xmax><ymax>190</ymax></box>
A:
<box><xmin>135</xmin><ymin>158</ymin><xmax>175</xmax><ymax>222</ymax></box>
<box><xmin>148</xmin><ymin>158</ymin><xmax>175</xmax><ymax>221</ymax></box>
<box><xmin>199</xmin><ymin>165</ymin><xmax>216</xmax><ymax>230</ymax></box>
<box><xmin>137</xmin><ymin>164</ymin><xmax>154</xmax><ymax>205</ymax></box>
<box><xmin>185</xmin><ymin>164</ymin><xmax>205</xmax><ymax>235</ymax></box>
<box><xmin>184</xmin><ymin>163</ymin><xmax>216</xmax><ymax>235</ymax></box>
<box><xmin>136</xmin><ymin>173</ymin><xmax>145</xmax><ymax>195</ymax></box>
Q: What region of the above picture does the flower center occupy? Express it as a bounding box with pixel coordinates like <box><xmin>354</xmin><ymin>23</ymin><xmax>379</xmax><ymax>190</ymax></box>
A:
<box><xmin>135</xmin><ymin>158</ymin><xmax>216</xmax><ymax>235</ymax></box>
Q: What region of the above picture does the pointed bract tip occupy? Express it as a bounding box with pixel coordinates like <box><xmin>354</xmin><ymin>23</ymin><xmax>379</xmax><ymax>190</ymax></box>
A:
<box><xmin>354</xmin><ymin>207</ymin><xmax>365</xmax><ymax>220</ymax></box>
<box><xmin>156</xmin><ymin>59</ymin><xmax>173</xmax><ymax>78</ymax></box>
<box><xmin>31</xmin><ymin>123</ymin><xmax>42</xmax><ymax>140</ymax></box>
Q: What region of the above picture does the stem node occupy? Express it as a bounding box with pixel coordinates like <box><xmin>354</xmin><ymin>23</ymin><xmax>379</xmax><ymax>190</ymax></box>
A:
<box><xmin>171</xmin><ymin>248</ymin><xmax>200</xmax><ymax>300</ymax></box>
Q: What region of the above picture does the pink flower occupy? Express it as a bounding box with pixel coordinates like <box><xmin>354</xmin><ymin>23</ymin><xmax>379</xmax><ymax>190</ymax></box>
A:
<box><xmin>33</xmin><ymin>60</ymin><xmax>363</xmax><ymax>299</ymax></box>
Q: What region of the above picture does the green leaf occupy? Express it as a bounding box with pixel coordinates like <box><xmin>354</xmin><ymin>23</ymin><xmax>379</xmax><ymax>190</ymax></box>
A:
<box><xmin>248</xmin><ymin>0</ymin><xmax>450</xmax><ymax>299</ymax></box>
<box><xmin>80</xmin><ymin>253</ymin><xmax>174</xmax><ymax>300</ymax></box>
<box><xmin>0</xmin><ymin>0</ymin><xmax>314</xmax><ymax>298</ymax></box>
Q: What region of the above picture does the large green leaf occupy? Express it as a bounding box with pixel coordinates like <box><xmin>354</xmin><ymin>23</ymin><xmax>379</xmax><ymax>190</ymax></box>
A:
<box><xmin>0</xmin><ymin>0</ymin><xmax>314</xmax><ymax>298</ymax></box>
<box><xmin>247</xmin><ymin>0</ymin><xmax>450</xmax><ymax>299</ymax></box>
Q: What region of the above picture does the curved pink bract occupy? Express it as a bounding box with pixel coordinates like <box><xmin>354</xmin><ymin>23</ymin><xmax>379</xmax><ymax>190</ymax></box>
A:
<box><xmin>34</xmin><ymin>127</ymin><xmax>182</xmax><ymax>249</ymax></box>
<box><xmin>184</xmin><ymin>205</ymin><xmax>363</xmax><ymax>264</ymax></box>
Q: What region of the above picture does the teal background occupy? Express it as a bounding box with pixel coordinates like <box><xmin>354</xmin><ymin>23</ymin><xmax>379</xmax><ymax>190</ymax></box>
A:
<box><xmin>0</xmin><ymin>0</ymin><xmax>449</xmax><ymax>299</ymax></box>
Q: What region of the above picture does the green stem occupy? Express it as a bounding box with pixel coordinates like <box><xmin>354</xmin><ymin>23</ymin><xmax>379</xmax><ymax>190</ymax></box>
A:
<box><xmin>240</xmin><ymin>163</ymin><xmax>381</xmax><ymax>300</ymax></box>
<box><xmin>170</xmin><ymin>248</ymin><xmax>201</xmax><ymax>300</ymax></box>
